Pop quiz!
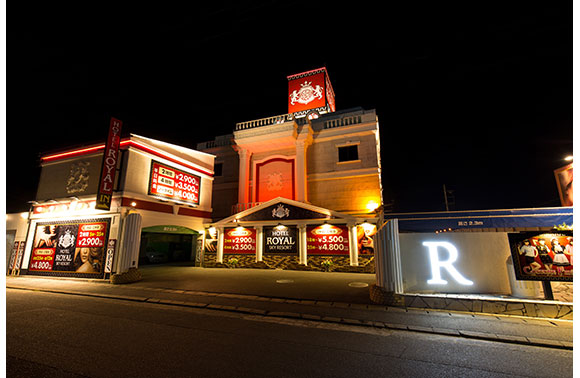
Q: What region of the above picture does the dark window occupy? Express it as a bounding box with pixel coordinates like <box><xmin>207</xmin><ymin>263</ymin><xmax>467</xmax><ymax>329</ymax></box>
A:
<box><xmin>338</xmin><ymin>145</ymin><xmax>358</xmax><ymax>162</ymax></box>
<box><xmin>214</xmin><ymin>163</ymin><xmax>223</xmax><ymax>176</ymax></box>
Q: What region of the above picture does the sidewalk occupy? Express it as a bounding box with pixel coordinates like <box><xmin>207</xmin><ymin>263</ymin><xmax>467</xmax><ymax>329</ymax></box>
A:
<box><xmin>6</xmin><ymin>266</ymin><xmax>573</xmax><ymax>350</ymax></box>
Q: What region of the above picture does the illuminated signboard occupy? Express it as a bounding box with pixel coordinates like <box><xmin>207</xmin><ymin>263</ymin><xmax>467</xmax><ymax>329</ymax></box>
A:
<box><xmin>307</xmin><ymin>224</ymin><xmax>350</xmax><ymax>255</ymax></box>
<box><xmin>149</xmin><ymin>161</ymin><xmax>201</xmax><ymax>205</ymax></box>
<box><xmin>263</xmin><ymin>226</ymin><xmax>298</xmax><ymax>254</ymax></box>
<box><xmin>508</xmin><ymin>232</ymin><xmax>573</xmax><ymax>282</ymax></box>
<box><xmin>28</xmin><ymin>218</ymin><xmax>111</xmax><ymax>277</ymax></box>
<box><xmin>287</xmin><ymin>68</ymin><xmax>335</xmax><ymax>116</ymax></box>
<box><xmin>223</xmin><ymin>227</ymin><xmax>256</xmax><ymax>254</ymax></box>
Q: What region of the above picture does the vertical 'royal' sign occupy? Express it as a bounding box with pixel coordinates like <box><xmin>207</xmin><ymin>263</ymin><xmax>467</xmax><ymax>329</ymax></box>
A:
<box><xmin>95</xmin><ymin>117</ymin><xmax>122</xmax><ymax>210</ymax></box>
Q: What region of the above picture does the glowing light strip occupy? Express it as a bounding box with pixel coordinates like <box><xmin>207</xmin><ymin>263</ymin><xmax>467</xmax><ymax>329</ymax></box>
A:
<box><xmin>41</xmin><ymin>139</ymin><xmax>213</xmax><ymax>177</ymax></box>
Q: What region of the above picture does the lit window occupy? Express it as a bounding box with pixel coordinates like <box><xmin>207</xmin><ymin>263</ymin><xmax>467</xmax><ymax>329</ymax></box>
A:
<box><xmin>338</xmin><ymin>145</ymin><xmax>358</xmax><ymax>162</ymax></box>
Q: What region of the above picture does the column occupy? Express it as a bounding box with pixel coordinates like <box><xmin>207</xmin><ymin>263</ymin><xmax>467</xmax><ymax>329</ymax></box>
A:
<box><xmin>237</xmin><ymin>148</ymin><xmax>251</xmax><ymax>205</ymax></box>
<box><xmin>298</xmin><ymin>224</ymin><xmax>307</xmax><ymax>265</ymax></box>
<box><xmin>295</xmin><ymin>124</ymin><xmax>312</xmax><ymax>203</ymax></box>
<box><xmin>217</xmin><ymin>226</ymin><xmax>225</xmax><ymax>263</ymax></box>
<box><xmin>348</xmin><ymin>222</ymin><xmax>359</xmax><ymax>266</ymax></box>
<box><xmin>295</xmin><ymin>142</ymin><xmax>308</xmax><ymax>202</ymax></box>
<box><xmin>256</xmin><ymin>225</ymin><xmax>263</xmax><ymax>262</ymax></box>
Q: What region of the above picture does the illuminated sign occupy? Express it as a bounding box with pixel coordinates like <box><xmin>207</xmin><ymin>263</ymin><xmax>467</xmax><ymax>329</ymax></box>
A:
<box><xmin>264</xmin><ymin>226</ymin><xmax>298</xmax><ymax>254</ymax></box>
<box><xmin>96</xmin><ymin>117</ymin><xmax>122</xmax><ymax>210</ymax></box>
<box><xmin>149</xmin><ymin>161</ymin><xmax>201</xmax><ymax>205</ymax></box>
<box><xmin>423</xmin><ymin>242</ymin><xmax>473</xmax><ymax>286</ymax></box>
<box><xmin>223</xmin><ymin>227</ymin><xmax>256</xmax><ymax>254</ymax></box>
<box><xmin>287</xmin><ymin>68</ymin><xmax>335</xmax><ymax>116</ymax></box>
<box><xmin>307</xmin><ymin>224</ymin><xmax>350</xmax><ymax>255</ymax></box>
<box><xmin>28</xmin><ymin>218</ymin><xmax>111</xmax><ymax>277</ymax></box>
<box><xmin>398</xmin><ymin>233</ymin><xmax>511</xmax><ymax>294</ymax></box>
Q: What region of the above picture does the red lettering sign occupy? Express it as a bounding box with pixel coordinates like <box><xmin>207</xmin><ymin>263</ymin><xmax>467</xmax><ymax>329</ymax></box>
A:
<box><xmin>223</xmin><ymin>227</ymin><xmax>256</xmax><ymax>254</ymax></box>
<box><xmin>76</xmin><ymin>222</ymin><xmax>107</xmax><ymax>248</ymax></box>
<box><xmin>306</xmin><ymin>225</ymin><xmax>350</xmax><ymax>255</ymax></box>
<box><xmin>149</xmin><ymin>161</ymin><xmax>201</xmax><ymax>205</ymax></box>
<box><xmin>28</xmin><ymin>248</ymin><xmax>55</xmax><ymax>271</ymax></box>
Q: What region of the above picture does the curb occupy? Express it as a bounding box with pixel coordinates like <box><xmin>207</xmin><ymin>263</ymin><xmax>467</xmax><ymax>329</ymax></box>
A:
<box><xmin>7</xmin><ymin>285</ymin><xmax>571</xmax><ymax>350</ymax></box>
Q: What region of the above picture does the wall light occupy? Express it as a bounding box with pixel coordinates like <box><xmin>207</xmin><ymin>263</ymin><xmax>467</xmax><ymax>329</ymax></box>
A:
<box><xmin>130</xmin><ymin>201</ymin><xmax>137</xmax><ymax>207</ymax></box>
<box><xmin>366</xmin><ymin>200</ymin><xmax>379</xmax><ymax>212</ymax></box>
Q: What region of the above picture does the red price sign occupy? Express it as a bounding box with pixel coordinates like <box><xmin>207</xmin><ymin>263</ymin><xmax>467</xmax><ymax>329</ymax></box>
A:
<box><xmin>149</xmin><ymin>161</ymin><xmax>201</xmax><ymax>205</ymax></box>
<box><xmin>29</xmin><ymin>248</ymin><xmax>55</xmax><ymax>271</ymax></box>
<box><xmin>76</xmin><ymin>223</ymin><xmax>107</xmax><ymax>248</ymax></box>
<box><xmin>223</xmin><ymin>227</ymin><xmax>256</xmax><ymax>254</ymax></box>
<box><xmin>306</xmin><ymin>225</ymin><xmax>350</xmax><ymax>255</ymax></box>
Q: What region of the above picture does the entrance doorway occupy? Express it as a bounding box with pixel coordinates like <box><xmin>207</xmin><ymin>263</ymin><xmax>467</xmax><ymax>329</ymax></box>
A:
<box><xmin>139</xmin><ymin>226</ymin><xmax>199</xmax><ymax>265</ymax></box>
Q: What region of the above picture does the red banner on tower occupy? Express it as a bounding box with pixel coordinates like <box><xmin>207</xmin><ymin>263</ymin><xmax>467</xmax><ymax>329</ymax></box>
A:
<box><xmin>287</xmin><ymin>67</ymin><xmax>335</xmax><ymax>116</ymax></box>
<box><xmin>95</xmin><ymin>117</ymin><xmax>122</xmax><ymax>210</ymax></box>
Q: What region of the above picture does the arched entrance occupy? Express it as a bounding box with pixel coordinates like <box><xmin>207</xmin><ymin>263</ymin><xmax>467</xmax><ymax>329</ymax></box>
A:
<box><xmin>139</xmin><ymin>225</ymin><xmax>199</xmax><ymax>265</ymax></box>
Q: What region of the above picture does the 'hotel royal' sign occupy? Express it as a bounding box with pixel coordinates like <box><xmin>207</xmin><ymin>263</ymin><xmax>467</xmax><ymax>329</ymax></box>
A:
<box><xmin>95</xmin><ymin>117</ymin><xmax>122</xmax><ymax>210</ymax></box>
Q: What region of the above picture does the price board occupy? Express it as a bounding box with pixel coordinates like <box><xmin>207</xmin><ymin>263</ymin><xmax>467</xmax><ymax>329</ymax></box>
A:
<box><xmin>223</xmin><ymin>227</ymin><xmax>256</xmax><ymax>254</ymax></box>
<box><xmin>149</xmin><ymin>161</ymin><xmax>201</xmax><ymax>205</ymax></box>
<box><xmin>306</xmin><ymin>224</ymin><xmax>350</xmax><ymax>255</ymax></box>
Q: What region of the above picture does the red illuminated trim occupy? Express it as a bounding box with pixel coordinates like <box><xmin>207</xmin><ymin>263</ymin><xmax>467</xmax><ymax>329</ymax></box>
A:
<box><xmin>41</xmin><ymin>139</ymin><xmax>213</xmax><ymax>177</ymax></box>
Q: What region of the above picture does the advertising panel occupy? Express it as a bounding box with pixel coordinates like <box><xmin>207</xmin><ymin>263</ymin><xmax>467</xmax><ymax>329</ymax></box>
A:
<box><xmin>203</xmin><ymin>227</ymin><xmax>218</xmax><ymax>253</ymax></box>
<box><xmin>223</xmin><ymin>227</ymin><xmax>256</xmax><ymax>254</ymax></box>
<box><xmin>357</xmin><ymin>223</ymin><xmax>376</xmax><ymax>255</ymax></box>
<box><xmin>554</xmin><ymin>163</ymin><xmax>573</xmax><ymax>207</ymax></box>
<box><xmin>149</xmin><ymin>161</ymin><xmax>201</xmax><ymax>205</ymax></box>
<box><xmin>288</xmin><ymin>71</ymin><xmax>327</xmax><ymax>114</ymax></box>
<box><xmin>263</xmin><ymin>226</ymin><xmax>298</xmax><ymax>254</ymax></box>
<box><xmin>508</xmin><ymin>232</ymin><xmax>573</xmax><ymax>282</ymax></box>
<box><xmin>96</xmin><ymin>117</ymin><xmax>122</xmax><ymax>210</ymax></box>
<box><xmin>28</xmin><ymin>218</ymin><xmax>111</xmax><ymax>277</ymax></box>
<box><xmin>307</xmin><ymin>224</ymin><xmax>350</xmax><ymax>255</ymax></box>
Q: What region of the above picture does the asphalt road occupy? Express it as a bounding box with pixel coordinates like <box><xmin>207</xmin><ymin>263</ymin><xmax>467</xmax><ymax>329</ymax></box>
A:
<box><xmin>6</xmin><ymin>289</ymin><xmax>573</xmax><ymax>378</ymax></box>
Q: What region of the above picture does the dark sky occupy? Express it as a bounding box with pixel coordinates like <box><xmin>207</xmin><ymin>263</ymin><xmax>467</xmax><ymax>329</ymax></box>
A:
<box><xmin>8</xmin><ymin>2</ymin><xmax>572</xmax><ymax>213</ymax></box>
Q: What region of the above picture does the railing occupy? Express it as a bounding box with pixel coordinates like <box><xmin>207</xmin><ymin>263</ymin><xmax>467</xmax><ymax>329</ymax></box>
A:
<box><xmin>196</xmin><ymin>135</ymin><xmax>234</xmax><ymax>150</ymax></box>
<box><xmin>235</xmin><ymin>114</ymin><xmax>294</xmax><ymax>131</ymax></box>
<box><xmin>232</xmin><ymin>202</ymin><xmax>263</xmax><ymax>214</ymax></box>
<box><xmin>323</xmin><ymin>115</ymin><xmax>363</xmax><ymax>129</ymax></box>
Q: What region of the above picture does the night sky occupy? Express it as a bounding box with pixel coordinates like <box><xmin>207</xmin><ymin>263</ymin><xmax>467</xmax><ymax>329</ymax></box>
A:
<box><xmin>8</xmin><ymin>2</ymin><xmax>572</xmax><ymax>214</ymax></box>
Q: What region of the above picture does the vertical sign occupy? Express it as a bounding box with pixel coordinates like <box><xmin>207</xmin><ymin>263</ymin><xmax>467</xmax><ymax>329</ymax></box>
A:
<box><xmin>96</xmin><ymin>117</ymin><xmax>123</xmax><ymax>210</ymax></box>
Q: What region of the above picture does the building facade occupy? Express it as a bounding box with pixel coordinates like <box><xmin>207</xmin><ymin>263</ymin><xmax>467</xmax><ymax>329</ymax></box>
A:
<box><xmin>196</xmin><ymin>68</ymin><xmax>383</xmax><ymax>272</ymax></box>
<box><xmin>8</xmin><ymin>134</ymin><xmax>215</xmax><ymax>279</ymax></box>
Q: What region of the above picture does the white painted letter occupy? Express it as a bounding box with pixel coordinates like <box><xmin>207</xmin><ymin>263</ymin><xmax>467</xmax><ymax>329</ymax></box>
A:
<box><xmin>423</xmin><ymin>241</ymin><xmax>473</xmax><ymax>285</ymax></box>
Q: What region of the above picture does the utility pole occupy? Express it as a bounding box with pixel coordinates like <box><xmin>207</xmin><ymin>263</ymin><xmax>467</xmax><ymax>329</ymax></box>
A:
<box><xmin>443</xmin><ymin>184</ymin><xmax>455</xmax><ymax>211</ymax></box>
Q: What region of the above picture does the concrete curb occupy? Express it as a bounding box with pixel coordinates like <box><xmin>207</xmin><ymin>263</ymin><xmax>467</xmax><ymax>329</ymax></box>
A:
<box><xmin>7</xmin><ymin>285</ymin><xmax>571</xmax><ymax>350</ymax></box>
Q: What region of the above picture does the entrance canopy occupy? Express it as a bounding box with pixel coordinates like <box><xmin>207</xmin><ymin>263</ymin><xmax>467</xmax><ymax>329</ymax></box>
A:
<box><xmin>210</xmin><ymin>197</ymin><xmax>364</xmax><ymax>227</ymax></box>
<box><xmin>142</xmin><ymin>225</ymin><xmax>199</xmax><ymax>235</ymax></box>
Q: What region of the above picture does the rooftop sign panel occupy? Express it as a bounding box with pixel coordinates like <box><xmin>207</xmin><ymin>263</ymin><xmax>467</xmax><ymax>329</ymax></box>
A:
<box><xmin>287</xmin><ymin>67</ymin><xmax>335</xmax><ymax>117</ymax></box>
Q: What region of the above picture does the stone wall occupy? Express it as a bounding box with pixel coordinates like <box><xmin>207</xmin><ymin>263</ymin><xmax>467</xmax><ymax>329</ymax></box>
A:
<box><xmin>203</xmin><ymin>253</ymin><xmax>375</xmax><ymax>273</ymax></box>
